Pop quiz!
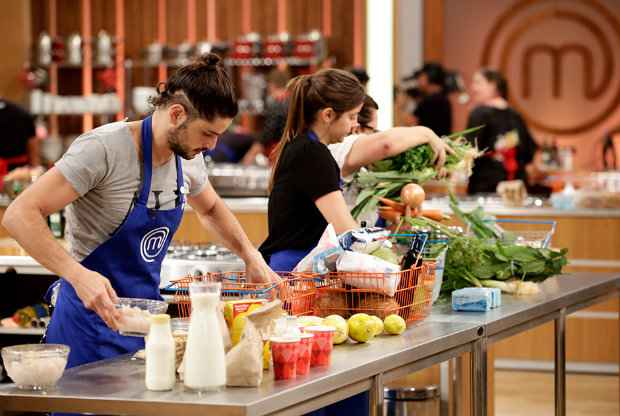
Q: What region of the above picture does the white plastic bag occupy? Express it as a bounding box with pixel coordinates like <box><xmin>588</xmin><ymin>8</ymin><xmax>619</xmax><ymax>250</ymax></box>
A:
<box><xmin>293</xmin><ymin>224</ymin><xmax>344</xmax><ymax>274</ymax></box>
<box><xmin>336</xmin><ymin>251</ymin><xmax>401</xmax><ymax>297</ymax></box>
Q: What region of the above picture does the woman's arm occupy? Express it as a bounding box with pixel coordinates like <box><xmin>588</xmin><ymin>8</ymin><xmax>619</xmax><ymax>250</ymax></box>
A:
<box><xmin>341</xmin><ymin>126</ymin><xmax>451</xmax><ymax>178</ymax></box>
<box><xmin>314</xmin><ymin>191</ymin><xmax>358</xmax><ymax>235</ymax></box>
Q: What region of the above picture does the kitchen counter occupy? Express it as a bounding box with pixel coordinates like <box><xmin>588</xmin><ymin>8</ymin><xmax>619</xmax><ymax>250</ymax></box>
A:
<box><xmin>0</xmin><ymin>320</ymin><xmax>482</xmax><ymax>416</ymax></box>
<box><xmin>222</xmin><ymin>197</ymin><xmax>620</xmax><ymax>218</ymax></box>
<box><xmin>0</xmin><ymin>273</ymin><xmax>617</xmax><ymax>416</ymax></box>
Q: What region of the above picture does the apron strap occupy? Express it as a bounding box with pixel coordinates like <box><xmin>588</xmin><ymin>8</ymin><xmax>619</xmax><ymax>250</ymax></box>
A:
<box><xmin>174</xmin><ymin>154</ymin><xmax>185</xmax><ymax>207</ymax></box>
<box><xmin>137</xmin><ymin>115</ymin><xmax>154</xmax><ymax>206</ymax></box>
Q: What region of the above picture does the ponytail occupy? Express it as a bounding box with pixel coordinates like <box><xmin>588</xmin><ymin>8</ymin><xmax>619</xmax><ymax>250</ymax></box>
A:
<box><xmin>268</xmin><ymin>69</ymin><xmax>365</xmax><ymax>192</ymax></box>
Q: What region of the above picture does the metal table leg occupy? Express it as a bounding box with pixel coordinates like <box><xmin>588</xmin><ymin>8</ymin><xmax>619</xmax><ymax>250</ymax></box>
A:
<box><xmin>472</xmin><ymin>334</ymin><xmax>487</xmax><ymax>416</ymax></box>
<box><xmin>555</xmin><ymin>308</ymin><xmax>567</xmax><ymax>416</ymax></box>
<box><xmin>371</xmin><ymin>373</ymin><xmax>384</xmax><ymax>416</ymax></box>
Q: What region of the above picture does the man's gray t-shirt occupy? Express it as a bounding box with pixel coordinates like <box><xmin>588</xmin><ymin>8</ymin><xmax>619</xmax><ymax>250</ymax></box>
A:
<box><xmin>56</xmin><ymin>121</ymin><xmax>208</xmax><ymax>262</ymax></box>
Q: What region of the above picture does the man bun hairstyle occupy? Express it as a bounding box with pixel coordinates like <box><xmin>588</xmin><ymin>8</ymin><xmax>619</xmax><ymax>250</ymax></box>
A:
<box><xmin>149</xmin><ymin>52</ymin><xmax>238</xmax><ymax>121</ymax></box>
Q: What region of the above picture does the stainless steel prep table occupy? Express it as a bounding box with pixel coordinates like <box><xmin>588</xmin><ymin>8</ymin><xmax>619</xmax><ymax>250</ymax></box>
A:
<box><xmin>0</xmin><ymin>320</ymin><xmax>483</xmax><ymax>416</ymax></box>
<box><xmin>428</xmin><ymin>272</ymin><xmax>620</xmax><ymax>416</ymax></box>
<box><xmin>0</xmin><ymin>273</ymin><xmax>617</xmax><ymax>416</ymax></box>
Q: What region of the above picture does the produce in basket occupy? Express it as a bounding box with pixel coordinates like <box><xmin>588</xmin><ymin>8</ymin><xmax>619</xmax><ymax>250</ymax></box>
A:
<box><xmin>370</xmin><ymin>246</ymin><xmax>400</xmax><ymax>265</ymax></box>
<box><xmin>315</xmin><ymin>291</ymin><xmax>350</xmax><ymax>318</ymax></box>
<box><xmin>394</xmin><ymin>266</ymin><xmax>433</xmax><ymax>320</ymax></box>
<box><xmin>336</xmin><ymin>251</ymin><xmax>401</xmax><ymax>297</ymax></box>
<box><xmin>354</xmin><ymin>294</ymin><xmax>400</xmax><ymax>320</ymax></box>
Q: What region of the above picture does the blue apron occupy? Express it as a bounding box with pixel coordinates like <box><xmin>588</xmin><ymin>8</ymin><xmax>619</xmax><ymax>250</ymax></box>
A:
<box><xmin>268</xmin><ymin>131</ymin><xmax>369</xmax><ymax>416</ymax></box>
<box><xmin>45</xmin><ymin>115</ymin><xmax>185</xmax><ymax>369</ymax></box>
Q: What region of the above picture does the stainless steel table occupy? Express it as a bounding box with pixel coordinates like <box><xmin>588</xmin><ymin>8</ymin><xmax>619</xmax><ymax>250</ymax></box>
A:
<box><xmin>0</xmin><ymin>320</ymin><xmax>483</xmax><ymax>416</ymax></box>
<box><xmin>429</xmin><ymin>272</ymin><xmax>620</xmax><ymax>416</ymax></box>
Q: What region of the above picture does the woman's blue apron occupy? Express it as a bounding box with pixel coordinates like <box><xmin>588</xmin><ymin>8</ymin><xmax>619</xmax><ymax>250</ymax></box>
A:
<box><xmin>267</xmin><ymin>131</ymin><xmax>369</xmax><ymax>416</ymax></box>
<box><xmin>45</xmin><ymin>115</ymin><xmax>185</xmax><ymax>369</ymax></box>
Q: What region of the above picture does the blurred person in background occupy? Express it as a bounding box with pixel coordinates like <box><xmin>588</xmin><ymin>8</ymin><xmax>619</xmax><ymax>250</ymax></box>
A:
<box><xmin>346</xmin><ymin>66</ymin><xmax>370</xmax><ymax>90</ymax></box>
<box><xmin>241</xmin><ymin>68</ymin><xmax>290</xmax><ymax>165</ymax></box>
<box><xmin>465</xmin><ymin>68</ymin><xmax>549</xmax><ymax>195</ymax></box>
<box><xmin>0</xmin><ymin>98</ymin><xmax>44</xmax><ymax>189</ymax></box>
<box><xmin>405</xmin><ymin>62</ymin><xmax>452</xmax><ymax>137</ymax></box>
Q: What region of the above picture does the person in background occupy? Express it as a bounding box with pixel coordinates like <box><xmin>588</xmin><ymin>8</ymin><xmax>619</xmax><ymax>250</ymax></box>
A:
<box><xmin>466</xmin><ymin>68</ymin><xmax>548</xmax><ymax>195</ymax></box>
<box><xmin>405</xmin><ymin>62</ymin><xmax>452</xmax><ymax>137</ymax></box>
<box><xmin>352</xmin><ymin>94</ymin><xmax>378</xmax><ymax>134</ymax></box>
<box><xmin>207</xmin><ymin>126</ymin><xmax>256</xmax><ymax>164</ymax></box>
<box><xmin>346</xmin><ymin>66</ymin><xmax>370</xmax><ymax>90</ymax></box>
<box><xmin>0</xmin><ymin>98</ymin><xmax>43</xmax><ymax>189</ymax></box>
<box><xmin>241</xmin><ymin>68</ymin><xmax>290</xmax><ymax>165</ymax></box>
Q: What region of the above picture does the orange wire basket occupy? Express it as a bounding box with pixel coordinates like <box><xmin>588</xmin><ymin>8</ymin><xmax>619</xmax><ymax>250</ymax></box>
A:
<box><xmin>171</xmin><ymin>271</ymin><xmax>318</xmax><ymax>318</ymax></box>
<box><xmin>314</xmin><ymin>261</ymin><xmax>436</xmax><ymax>324</ymax></box>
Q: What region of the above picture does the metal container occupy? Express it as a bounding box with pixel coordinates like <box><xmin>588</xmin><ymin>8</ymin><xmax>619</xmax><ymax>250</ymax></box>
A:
<box><xmin>37</xmin><ymin>32</ymin><xmax>52</xmax><ymax>66</ymax></box>
<box><xmin>65</xmin><ymin>33</ymin><xmax>82</xmax><ymax>65</ymax></box>
<box><xmin>263</xmin><ymin>32</ymin><xmax>291</xmax><ymax>59</ymax></box>
<box><xmin>145</xmin><ymin>42</ymin><xmax>164</xmax><ymax>65</ymax></box>
<box><xmin>195</xmin><ymin>41</ymin><xmax>212</xmax><ymax>57</ymax></box>
<box><xmin>384</xmin><ymin>386</ymin><xmax>440</xmax><ymax>416</ymax></box>
<box><xmin>206</xmin><ymin>163</ymin><xmax>270</xmax><ymax>197</ymax></box>
<box><xmin>95</xmin><ymin>30</ymin><xmax>114</xmax><ymax>67</ymax></box>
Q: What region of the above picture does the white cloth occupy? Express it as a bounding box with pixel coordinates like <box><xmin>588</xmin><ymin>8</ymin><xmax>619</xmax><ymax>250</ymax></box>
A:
<box><xmin>327</xmin><ymin>134</ymin><xmax>361</xmax><ymax>182</ymax></box>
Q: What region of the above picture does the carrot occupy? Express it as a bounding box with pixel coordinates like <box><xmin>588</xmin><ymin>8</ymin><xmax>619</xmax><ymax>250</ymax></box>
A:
<box><xmin>378</xmin><ymin>207</ymin><xmax>402</xmax><ymax>223</ymax></box>
<box><xmin>420</xmin><ymin>209</ymin><xmax>446</xmax><ymax>222</ymax></box>
<box><xmin>378</xmin><ymin>197</ymin><xmax>405</xmax><ymax>213</ymax></box>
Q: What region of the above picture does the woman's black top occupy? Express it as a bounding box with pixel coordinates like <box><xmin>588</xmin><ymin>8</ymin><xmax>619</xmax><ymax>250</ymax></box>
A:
<box><xmin>259</xmin><ymin>132</ymin><xmax>341</xmax><ymax>262</ymax></box>
<box><xmin>466</xmin><ymin>106</ymin><xmax>538</xmax><ymax>194</ymax></box>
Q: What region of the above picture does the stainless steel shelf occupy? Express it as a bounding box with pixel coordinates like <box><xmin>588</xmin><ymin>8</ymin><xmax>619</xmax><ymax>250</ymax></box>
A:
<box><xmin>0</xmin><ymin>327</ymin><xmax>45</xmax><ymax>336</ymax></box>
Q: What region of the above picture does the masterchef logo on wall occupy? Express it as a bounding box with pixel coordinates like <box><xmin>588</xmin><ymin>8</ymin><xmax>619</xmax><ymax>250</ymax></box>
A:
<box><xmin>481</xmin><ymin>0</ymin><xmax>620</xmax><ymax>135</ymax></box>
<box><xmin>140</xmin><ymin>227</ymin><xmax>170</xmax><ymax>263</ymax></box>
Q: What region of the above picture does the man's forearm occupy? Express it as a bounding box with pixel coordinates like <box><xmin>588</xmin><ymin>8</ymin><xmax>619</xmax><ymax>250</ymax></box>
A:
<box><xmin>2</xmin><ymin>201</ymin><xmax>85</xmax><ymax>283</ymax></box>
<box><xmin>196</xmin><ymin>196</ymin><xmax>259</xmax><ymax>262</ymax></box>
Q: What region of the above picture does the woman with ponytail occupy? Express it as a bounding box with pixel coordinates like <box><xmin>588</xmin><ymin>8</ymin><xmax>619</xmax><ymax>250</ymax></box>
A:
<box><xmin>259</xmin><ymin>69</ymin><xmax>452</xmax><ymax>271</ymax></box>
<box><xmin>259</xmin><ymin>69</ymin><xmax>365</xmax><ymax>272</ymax></box>
<box><xmin>259</xmin><ymin>69</ymin><xmax>453</xmax><ymax>416</ymax></box>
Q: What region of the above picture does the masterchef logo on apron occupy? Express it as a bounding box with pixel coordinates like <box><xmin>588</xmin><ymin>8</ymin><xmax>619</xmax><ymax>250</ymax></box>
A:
<box><xmin>140</xmin><ymin>226</ymin><xmax>170</xmax><ymax>263</ymax></box>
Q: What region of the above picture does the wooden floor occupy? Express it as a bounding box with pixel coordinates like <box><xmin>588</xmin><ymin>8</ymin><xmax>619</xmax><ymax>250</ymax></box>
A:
<box><xmin>495</xmin><ymin>371</ymin><xmax>619</xmax><ymax>416</ymax></box>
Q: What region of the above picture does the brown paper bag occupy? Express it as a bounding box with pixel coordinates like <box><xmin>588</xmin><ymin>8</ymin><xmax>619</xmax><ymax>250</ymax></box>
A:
<box><xmin>226</xmin><ymin>319</ymin><xmax>263</xmax><ymax>387</ymax></box>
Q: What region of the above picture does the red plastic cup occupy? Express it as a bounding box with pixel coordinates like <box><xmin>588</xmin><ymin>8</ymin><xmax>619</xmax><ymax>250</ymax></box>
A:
<box><xmin>270</xmin><ymin>337</ymin><xmax>300</xmax><ymax>380</ymax></box>
<box><xmin>296</xmin><ymin>333</ymin><xmax>314</xmax><ymax>376</ymax></box>
<box><xmin>304</xmin><ymin>326</ymin><xmax>336</xmax><ymax>367</ymax></box>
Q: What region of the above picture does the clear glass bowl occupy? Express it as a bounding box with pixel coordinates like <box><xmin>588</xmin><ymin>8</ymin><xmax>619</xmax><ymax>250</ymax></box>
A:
<box><xmin>116</xmin><ymin>297</ymin><xmax>168</xmax><ymax>336</ymax></box>
<box><xmin>1</xmin><ymin>344</ymin><xmax>69</xmax><ymax>390</ymax></box>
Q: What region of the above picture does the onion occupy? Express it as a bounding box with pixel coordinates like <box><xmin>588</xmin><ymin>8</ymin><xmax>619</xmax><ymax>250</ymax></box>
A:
<box><xmin>400</xmin><ymin>183</ymin><xmax>425</xmax><ymax>209</ymax></box>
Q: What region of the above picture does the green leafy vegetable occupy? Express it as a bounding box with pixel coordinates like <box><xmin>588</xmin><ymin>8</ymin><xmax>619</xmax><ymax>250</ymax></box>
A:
<box><xmin>403</xmin><ymin>203</ymin><xmax>569</xmax><ymax>294</ymax></box>
<box><xmin>350</xmin><ymin>127</ymin><xmax>484</xmax><ymax>218</ymax></box>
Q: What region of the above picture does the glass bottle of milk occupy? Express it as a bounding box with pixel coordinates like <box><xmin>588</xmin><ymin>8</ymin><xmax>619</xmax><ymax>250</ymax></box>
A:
<box><xmin>145</xmin><ymin>314</ymin><xmax>176</xmax><ymax>391</ymax></box>
<box><xmin>183</xmin><ymin>281</ymin><xmax>227</xmax><ymax>391</ymax></box>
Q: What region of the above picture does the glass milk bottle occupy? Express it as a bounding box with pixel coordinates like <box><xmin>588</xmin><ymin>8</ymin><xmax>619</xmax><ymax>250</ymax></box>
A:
<box><xmin>145</xmin><ymin>314</ymin><xmax>176</xmax><ymax>391</ymax></box>
<box><xmin>183</xmin><ymin>281</ymin><xmax>226</xmax><ymax>391</ymax></box>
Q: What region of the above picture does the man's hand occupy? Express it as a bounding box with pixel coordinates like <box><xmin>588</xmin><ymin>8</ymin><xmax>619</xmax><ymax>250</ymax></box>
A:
<box><xmin>72</xmin><ymin>270</ymin><xmax>121</xmax><ymax>330</ymax></box>
<box><xmin>244</xmin><ymin>251</ymin><xmax>282</xmax><ymax>285</ymax></box>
